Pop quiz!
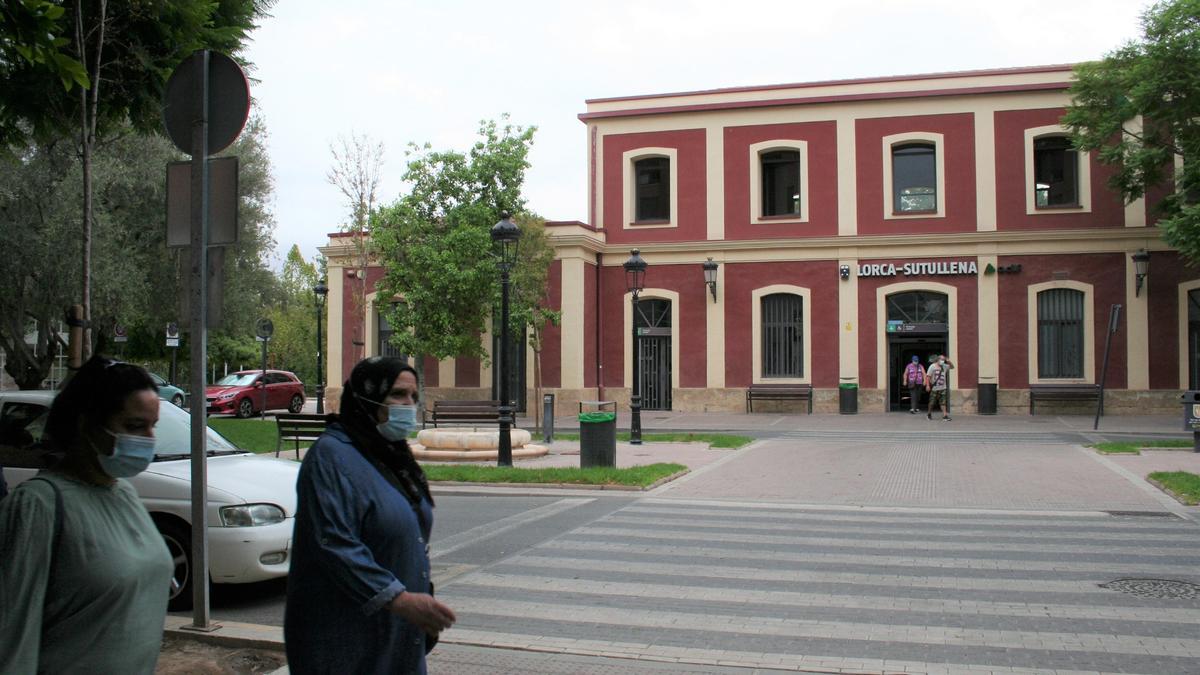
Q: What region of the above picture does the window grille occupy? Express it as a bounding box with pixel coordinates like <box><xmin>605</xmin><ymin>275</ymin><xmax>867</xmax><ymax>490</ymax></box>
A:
<box><xmin>1037</xmin><ymin>288</ymin><xmax>1084</xmax><ymax>378</ymax></box>
<box><xmin>761</xmin><ymin>294</ymin><xmax>803</xmax><ymax>377</ymax></box>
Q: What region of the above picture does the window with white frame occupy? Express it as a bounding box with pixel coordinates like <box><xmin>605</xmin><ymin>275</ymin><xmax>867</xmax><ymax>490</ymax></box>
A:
<box><xmin>1034</xmin><ymin>136</ymin><xmax>1079</xmax><ymax>207</ymax></box>
<box><xmin>761</xmin><ymin>150</ymin><xmax>801</xmax><ymax>217</ymax></box>
<box><xmin>882</xmin><ymin>132</ymin><xmax>945</xmax><ymax>219</ymax></box>
<box><xmin>1037</xmin><ymin>288</ymin><xmax>1084</xmax><ymax>379</ymax></box>
<box><xmin>892</xmin><ymin>143</ymin><xmax>937</xmax><ymax>213</ymax></box>
<box><xmin>749</xmin><ymin>140</ymin><xmax>809</xmax><ymax>224</ymax></box>
<box><xmin>761</xmin><ymin>294</ymin><xmax>804</xmax><ymax>378</ymax></box>
<box><xmin>634</xmin><ymin>156</ymin><xmax>670</xmax><ymax>222</ymax></box>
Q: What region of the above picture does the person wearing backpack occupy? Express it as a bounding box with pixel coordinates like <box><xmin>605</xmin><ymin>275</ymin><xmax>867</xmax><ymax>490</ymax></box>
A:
<box><xmin>901</xmin><ymin>355</ymin><xmax>926</xmax><ymax>414</ymax></box>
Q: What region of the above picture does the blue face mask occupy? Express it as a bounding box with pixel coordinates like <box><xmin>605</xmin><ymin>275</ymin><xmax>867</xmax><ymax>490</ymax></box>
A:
<box><xmin>98</xmin><ymin>431</ymin><xmax>157</xmax><ymax>478</ymax></box>
<box><xmin>377</xmin><ymin>405</ymin><xmax>418</xmax><ymax>442</ymax></box>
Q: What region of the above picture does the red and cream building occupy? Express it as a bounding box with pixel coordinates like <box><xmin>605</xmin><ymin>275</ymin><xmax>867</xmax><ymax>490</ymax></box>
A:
<box><xmin>322</xmin><ymin>65</ymin><xmax>1193</xmax><ymax>415</ymax></box>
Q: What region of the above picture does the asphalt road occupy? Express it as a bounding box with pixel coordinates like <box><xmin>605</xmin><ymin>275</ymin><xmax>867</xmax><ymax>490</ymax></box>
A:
<box><xmin>172</xmin><ymin>492</ymin><xmax>636</xmax><ymax>627</ymax></box>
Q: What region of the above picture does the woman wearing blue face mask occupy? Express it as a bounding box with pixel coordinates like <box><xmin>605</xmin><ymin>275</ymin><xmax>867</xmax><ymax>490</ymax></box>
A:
<box><xmin>286</xmin><ymin>356</ymin><xmax>455</xmax><ymax>674</ymax></box>
<box><xmin>0</xmin><ymin>355</ymin><xmax>172</xmax><ymax>673</ymax></box>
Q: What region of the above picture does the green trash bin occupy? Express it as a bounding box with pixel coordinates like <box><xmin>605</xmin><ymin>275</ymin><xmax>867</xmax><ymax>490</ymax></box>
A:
<box><xmin>578</xmin><ymin>401</ymin><xmax>617</xmax><ymax>468</ymax></box>
<box><xmin>838</xmin><ymin>382</ymin><xmax>858</xmax><ymax>415</ymax></box>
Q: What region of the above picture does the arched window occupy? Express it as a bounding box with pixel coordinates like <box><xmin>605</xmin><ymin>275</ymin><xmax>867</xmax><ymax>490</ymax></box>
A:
<box><xmin>377</xmin><ymin>302</ymin><xmax>407</xmax><ymax>361</ymax></box>
<box><xmin>1034</xmin><ymin>136</ymin><xmax>1079</xmax><ymax>207</ymax></box>
<box><xmin>892</xmin><ymin>142</ymin><xmax>937</xmax><ymax>213</ymax></box>
<box><xmin>761</xmin><ymin>294</ymin><xmax>804</xmax><ymax>378</ymax></box>
<box><xmin>634</xmin><ymin>157</ymin><xmax>670</xmax><ymax>221</ymax></box>
<box><xmin>1037</xmin><ymin>288</ymin><xmax>1084</xmax><ymax>378</ymax></box>
<box><xmin>760</xmin><ymin>150</ymin><xmax>801</xmax><ymax>217</ymax></box>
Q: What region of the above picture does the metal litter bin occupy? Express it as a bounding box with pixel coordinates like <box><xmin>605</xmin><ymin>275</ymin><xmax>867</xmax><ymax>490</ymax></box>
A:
<box><xmin>978</xmin><ymin>383</ymin><xmax>997</xmax><ymax>415</ymax></box>
<box><xmin>578</xmin><ymin>400</ymin><xmax>617</xmax><ymax>468</ymax></box>
<box><xmin>838</xmin><ymin>383</ymin><xmax>858</xmax><ymax>415</ymax></box>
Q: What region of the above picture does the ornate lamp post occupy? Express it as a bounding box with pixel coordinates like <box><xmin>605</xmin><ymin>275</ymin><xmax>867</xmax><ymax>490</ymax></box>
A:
<box><xmin>491</xmin><ymin>212</ymin><xmax>521</xmax><ymax>467</ymax></box>
<box><xmin>623</xmin><ymin>249</ymin><xmax>647</xmax><ymax>445</ymax></box>
<box><xmin>314</xmin><ymin>279</ymin><xmax>328</xmax><ymax>414</ymax></box>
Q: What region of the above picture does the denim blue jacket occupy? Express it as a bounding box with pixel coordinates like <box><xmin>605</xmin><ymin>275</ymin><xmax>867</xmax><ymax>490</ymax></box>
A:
<box><xmin>285</xmin><ymin>424</ymin><xmax>433</xmax><ymax>674</ymax></box>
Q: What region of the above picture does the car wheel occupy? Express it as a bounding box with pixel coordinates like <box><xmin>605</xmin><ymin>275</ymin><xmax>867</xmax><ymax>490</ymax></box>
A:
<box><xmin>171</xmin><ymin>393</ymin><xmax>184</xmax><ymax>407</ymax></box>
<box><xmin>158</xmin><ymin>519</ymin><xmax>194</xmax><ymax>612</ymax></box>
<box><xmin>237</xmin><ymin>398</ymin><xmax>254</xmax><ymax>419</ymax></box>
<box><xmin>289</xmin><ymin>394</ymin><xmax>304</xmax><ymax>414</ymax></box>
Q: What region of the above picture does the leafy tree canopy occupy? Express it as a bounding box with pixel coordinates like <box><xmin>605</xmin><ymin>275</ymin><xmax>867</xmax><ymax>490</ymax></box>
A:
<box><xmin>1064</xmin><ymin>0</ymin><xmax>1200</xmax><ymax>261</ymax></box>
<box><xmin>371</xmin><ymin>117</ymin><xmax>542</xmax><ymax>392</ymax></box>
<box><xmin>0</xmin><ymin>0</ymin><xmax>274</xmax><ymax>151</ymax></box>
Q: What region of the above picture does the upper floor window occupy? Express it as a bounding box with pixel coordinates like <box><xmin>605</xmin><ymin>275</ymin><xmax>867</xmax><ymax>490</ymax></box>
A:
<box><xmin>761</xmin><ymin>293</ymin><xmax>804</xmax><ymax>378</ymax></box>
<box><xmin>634</xmin><ymin>157</ymin><xmax>670</xmax><ymax>222</ymax></box>
<box><xmin>761</xmin><ymin>150</ymin><xmax>801</xmax><ymax>217</ymax></box>
<box><xmin>892</xmin><ymin>143</ymin><xmax>937</xmax><ymax>213</ymax></box>
<box><xmin>1034</xmin><ymin>136</ymin><xmax>1078</xmax><ymax>207</ymax></box>
<box><xmin>1037</xmin><ymin>288</ymin><xmax>1084</xmax><ymax>379</ymax></box>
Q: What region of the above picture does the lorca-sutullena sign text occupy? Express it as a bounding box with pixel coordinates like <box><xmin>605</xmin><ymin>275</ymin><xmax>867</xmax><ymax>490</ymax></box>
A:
<box><xmin>857</xmin><ymin>261</ymin><xmax>979</xmax><ymax>277</ymax></box>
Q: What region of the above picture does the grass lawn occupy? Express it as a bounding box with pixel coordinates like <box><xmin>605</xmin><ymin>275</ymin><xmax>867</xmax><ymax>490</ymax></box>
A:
<box><xmin>422</xmin><ymin>463</ymin><xmax>686</xmax><ymax>487</ymax></box>
<box><xmin>1148</xmin><ymin>471</ymin><xmax>1200</xmax><ymax>505</ymax></box>
<box><xmin>551</xmin><ymin>431</ymin><xmax>753</xmax><ymax>449</ymax></box>
<box><xmin>208</xmin><ymin>418</ymin><xmax>294</xmax><ymax>454</ymax></box>
<box><xmin>208</xmin><ymin>419</ymin><xmax>754</xmax><ymax>454</ymax></box>
<box><xmin>1088</xmin><ymin>439</ymin><xmax>1194</xmax><ymax>455</ymax></box>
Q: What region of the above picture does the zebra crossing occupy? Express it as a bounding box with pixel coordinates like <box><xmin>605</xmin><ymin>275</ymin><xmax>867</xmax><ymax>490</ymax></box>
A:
<box><xmin>435</xmin><ymin>497</ymin><xmax>1200</xmax><ymax>674</ymax></box>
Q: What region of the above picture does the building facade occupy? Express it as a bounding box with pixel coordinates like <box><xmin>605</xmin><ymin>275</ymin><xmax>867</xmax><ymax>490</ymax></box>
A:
<box><xmin>323</xmin><ymin>65</ymin><xmax>1193</xmax><ymax>415</ymax></box>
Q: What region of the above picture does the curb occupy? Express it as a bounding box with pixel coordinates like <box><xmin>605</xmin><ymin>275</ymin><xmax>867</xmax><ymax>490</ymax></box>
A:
<box><xmin>164</xmin><ymin>615</ymin><xmax>284</xmax><ymax>651</ymax></box>
<box><xmin>430</xmin><ymin>468</ymin><xmax>690</xmax><ymax>492</ymax></box>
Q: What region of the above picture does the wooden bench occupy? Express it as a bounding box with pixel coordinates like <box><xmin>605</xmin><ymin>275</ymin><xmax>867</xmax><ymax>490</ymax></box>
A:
<box><xmin>1028</xmin><ymin>384</ymin><xmax>1102</xmax><ymax>415</ymax></box>
<box><xmin>275</xmin><ymin>413</ymin><xmax>328</xmax><ymax>459</ymax></box>
<box><xmin>746</xmin><ymin>384</ymin><xmax>813</xmax><ymax>413</ymax></box>
<box><xmin>424</xmin><ymin>400</ymin><xmax>501</xmax><ymax>428</ymax></box>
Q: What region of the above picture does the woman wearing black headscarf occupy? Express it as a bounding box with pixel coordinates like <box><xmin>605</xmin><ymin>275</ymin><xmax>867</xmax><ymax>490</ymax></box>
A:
<box><xmin>285</xmin><ymin>356</ymin><xmax>455</xmax><ymax>674</ymax></box>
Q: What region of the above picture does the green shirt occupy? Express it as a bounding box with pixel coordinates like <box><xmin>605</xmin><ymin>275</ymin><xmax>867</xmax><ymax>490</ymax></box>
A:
<box><xmin>0</xmin><ymin>471</ymin><xmax>172</xmax><ymax>674</ymax></box>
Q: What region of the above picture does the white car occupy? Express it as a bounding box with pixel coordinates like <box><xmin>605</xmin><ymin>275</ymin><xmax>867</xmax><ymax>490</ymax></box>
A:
<box><xmin>0</xmin><ymin>390</ymin><xmax>299</xmax><ymax>611</ymax></box>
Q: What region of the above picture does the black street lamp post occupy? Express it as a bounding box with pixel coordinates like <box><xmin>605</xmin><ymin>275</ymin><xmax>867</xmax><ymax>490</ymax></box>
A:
<box><xmin>314</xmin><ymin>279</ymin><xmax>328</xmax><ymax>414</ymax></box>
<box><xmin>623</xmin><ymin>249</ymin><xmax>647</xmax><ymax>445</ymax></box>
<box><xmin>491</xmin><ymin>212</ymin><xmax>521</xmax><ymax>467</ymax></box>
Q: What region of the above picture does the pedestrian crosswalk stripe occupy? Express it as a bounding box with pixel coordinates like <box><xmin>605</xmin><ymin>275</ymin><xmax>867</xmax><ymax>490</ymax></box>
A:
<box><xmin>452</xmin><ymin>571</ymin><xmax>1200</xmax><ymax>624</ymax></box>
<box><xmin>537</xmin><ymin>537</ymin><xmax>1200</xmax><ymax>577</ymax></box>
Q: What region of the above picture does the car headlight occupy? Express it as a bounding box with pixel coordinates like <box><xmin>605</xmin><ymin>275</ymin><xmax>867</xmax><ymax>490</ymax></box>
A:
<box><xmin>218</xmin><ymin>392</ymin><xmax>236</xmax><ymax>400</ymax></box>
<box><xmin>219</xmin><ymin>504</ymin><xmax>285</xmax><ymax>527</ymax></box>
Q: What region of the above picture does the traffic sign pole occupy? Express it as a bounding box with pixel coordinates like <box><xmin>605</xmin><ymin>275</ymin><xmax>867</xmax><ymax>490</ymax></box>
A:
<box><xmin>186</xmin><ymin>50</ymin><xmax>213</xmax><ymax>630</ymax></box>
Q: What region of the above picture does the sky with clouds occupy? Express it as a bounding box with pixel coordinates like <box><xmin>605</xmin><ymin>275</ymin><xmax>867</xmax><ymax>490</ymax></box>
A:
<box><xmin>242</xmin><ymin>0</ymin><xmax>1152</xmax><ymax>267</ymax></box>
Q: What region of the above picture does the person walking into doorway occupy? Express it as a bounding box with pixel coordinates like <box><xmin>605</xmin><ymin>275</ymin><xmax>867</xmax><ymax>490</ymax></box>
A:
<box><xmin>902</xmin><ymin>355</ymin><xmax>925</xmax><ymax>414</ymax></box>
<box><xmin>926</xmin><ymin>354</ymin><xmax>954</xmax><ymax>421</ymax></box>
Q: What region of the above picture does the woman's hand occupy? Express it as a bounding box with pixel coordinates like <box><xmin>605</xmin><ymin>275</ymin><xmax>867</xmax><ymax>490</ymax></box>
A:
<box><xmin>388</xmin><ymin>591</ymin><xmax>457</xmax><ymax>636</ymax></box>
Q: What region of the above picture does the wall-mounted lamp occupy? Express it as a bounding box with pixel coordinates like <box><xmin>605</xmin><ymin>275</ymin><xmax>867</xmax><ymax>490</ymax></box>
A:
<box><xmin>702</xmin><ymin>257</ymin><xmax>718</xmax><ymax>302</ymax></box>
<box><xmin>839</xmin><ymin>265</ymin><xmax>851</xmax><ymax>280</ymax></box>
<box><xmin>1132</xmin><ymin>249</ymin><xmax>1150</xmax><ymax>297</ymax></box>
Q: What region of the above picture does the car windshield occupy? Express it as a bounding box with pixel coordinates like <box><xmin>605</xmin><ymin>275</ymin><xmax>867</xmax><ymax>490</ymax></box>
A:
<box><xmin>215</xmin><ymin>373</ymin><xmax>258</xmax><ymax>386</ymax></box>
<box><xmin>154</xmin><ymin>401</ymin><xmax>241</xmax><ymax>458</ymax></box>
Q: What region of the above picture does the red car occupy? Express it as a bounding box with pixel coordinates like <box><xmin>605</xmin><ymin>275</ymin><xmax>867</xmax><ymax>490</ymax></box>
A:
<box><xmin>206</xmin><ymin>370</ymin><xmax>306</xmax><ymax>418</ymax></box>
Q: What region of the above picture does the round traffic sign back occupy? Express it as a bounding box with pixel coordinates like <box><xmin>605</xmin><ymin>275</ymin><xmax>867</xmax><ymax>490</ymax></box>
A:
<box><xmin>163</xmin><ymin>50</ymin><xmax>250</xmax><ymax>156</ymax></box>
<box><xmin>255</xmin><ymin>318</ymin><xmax>274</xmax><ymax>340</ymax></box>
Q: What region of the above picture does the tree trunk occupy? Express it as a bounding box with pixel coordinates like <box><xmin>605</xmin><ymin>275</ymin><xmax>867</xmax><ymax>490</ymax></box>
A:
<box><xmin>75</xmin><ymin>0</ymin><xmax>107</xmax><ymax>363</ymax></box>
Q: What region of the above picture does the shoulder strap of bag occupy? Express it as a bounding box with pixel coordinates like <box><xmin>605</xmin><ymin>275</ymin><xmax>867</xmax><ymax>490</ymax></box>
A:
<box><xmin>29</xmin><ymin>477</ymin><xmax>63</xmax><ymax>577</ymax></box>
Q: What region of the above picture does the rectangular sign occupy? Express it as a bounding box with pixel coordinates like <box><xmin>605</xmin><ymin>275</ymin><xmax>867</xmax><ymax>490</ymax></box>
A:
<box><xmin>166</xmin><ymin>156</ymin><xmax>239</xmax><ymax>248</ymax></box>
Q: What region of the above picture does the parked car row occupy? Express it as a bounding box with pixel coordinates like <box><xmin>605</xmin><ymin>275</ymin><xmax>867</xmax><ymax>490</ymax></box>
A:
<box><xmin>0</xmin><ymin>390</ymin><xmax>302</xmax><ymax>611</ymax></box>
<box><xmin>137</xmin><ymin>368</ymin><xmax>309</xmax><ymax>418</ymax></box>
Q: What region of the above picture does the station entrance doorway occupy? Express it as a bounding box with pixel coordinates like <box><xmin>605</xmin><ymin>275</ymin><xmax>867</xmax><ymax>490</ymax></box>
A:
<box><xmin>885</xmin><ymin>291</ymin><xmax>949</xmax><ymax>412</ymax></box>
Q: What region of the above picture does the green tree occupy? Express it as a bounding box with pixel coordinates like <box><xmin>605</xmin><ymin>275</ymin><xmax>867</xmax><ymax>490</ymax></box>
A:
<box><xmin>371</xmin><ymin>117</ymin><xmax>539</xmax><ymax>400</ymax></box>
<box><xmin>0</xmin><ymin>114</ymin><xmax>279</xmax><ymax>389</ymax></box>
<box><xmin>1064</xmin><ymin>0</ymin><xmax>1200</xmax><ymax>261</ymax></box>
<box><xmin>0</xmin><ymin>0</ymin><xmax>89</xmax><ymax>92</ymax></box>
<box><xmin>510</xmin><ymin>213</ymin><xmax>560</xmax><ymax>425</ymax></box>
<box><xmin>0</xmin><ymin>0</ymin><xmax>274</xmax><ymax>358</ymax></box>
<box><xmin>263</xmin><ymin>244</ymin><xmax>319</xmax><ymax>386</ymax></box>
